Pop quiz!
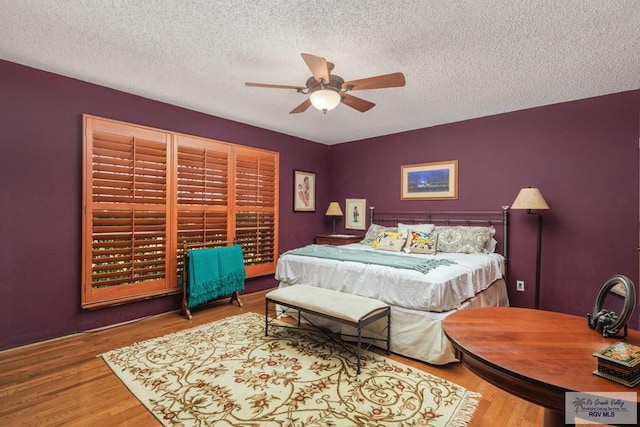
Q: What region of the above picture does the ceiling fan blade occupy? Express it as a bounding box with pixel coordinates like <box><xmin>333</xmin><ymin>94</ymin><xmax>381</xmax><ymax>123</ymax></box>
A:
<box><xmin>245</xmin><ymin>82</ymin><xmax>306</xmax><ymax>90</ymax></box>
<box><xmin>290</xmin><ymin>98</ymin><xmax>312</xmax><ymax>114</ymax></box>
<box><xmin>341</xmin><ymin>93</ymin><xmax>375</xmax><ymax>112</ymax></box>
<box><xmin>342</xmin><ymin>72</ymin><xmax>406</xmax><ymax>91</ymax></box>
<box><xmin>301</xmin><ymin>53</ymin><xmax>330</xmax><ymax>84</ymax></box>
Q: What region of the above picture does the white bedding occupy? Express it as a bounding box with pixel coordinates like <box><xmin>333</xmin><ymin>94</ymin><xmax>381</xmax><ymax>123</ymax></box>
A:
<box><xmin>274</xmin><ymin>243</ymin><xmax>505</xmax><ymax>312</ymax></box>
<box><xmin>274</xmin><ymin>277</ymin><xmax>509</xmax><ymax>364</ymax></box>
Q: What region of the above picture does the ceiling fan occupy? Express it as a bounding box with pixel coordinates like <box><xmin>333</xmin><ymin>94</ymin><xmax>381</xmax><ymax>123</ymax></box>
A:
<box><xmin>245</xmin><ymin>53</ymin><xmax>406</xmax><ymax>114</ymax></box>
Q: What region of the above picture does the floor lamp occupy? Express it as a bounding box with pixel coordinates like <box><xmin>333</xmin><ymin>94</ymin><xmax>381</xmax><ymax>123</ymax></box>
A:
<box><xmin>511</xmin><ymin>187</ymin><xmax>550</xmax><ymax>309</ymax></box>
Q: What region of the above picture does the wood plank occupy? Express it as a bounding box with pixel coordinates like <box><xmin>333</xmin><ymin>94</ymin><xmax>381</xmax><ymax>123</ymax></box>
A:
<box><xmin>0</xmin><ymin>289</ymin><xmax>543</xmax><ymax>426</ymax></box>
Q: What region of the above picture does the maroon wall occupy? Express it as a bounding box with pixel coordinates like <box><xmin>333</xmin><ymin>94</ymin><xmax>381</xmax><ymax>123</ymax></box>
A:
<box><xmin>0</xmin><ymin>60</ymin><xmax>330</xmax><ymax>350</ymax></box>
<box><xmin>2</xmin><ymin>57</ymin><xmax>639</xmax><ymax>350</ymax></box>
<box><xmin>328</xmin><ymin>91</ymin><xmax>640</xmax><ymax>325</ymax></box>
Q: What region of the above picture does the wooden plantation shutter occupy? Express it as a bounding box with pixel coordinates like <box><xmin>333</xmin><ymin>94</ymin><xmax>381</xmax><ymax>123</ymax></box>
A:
<box><xmin>175</xmin><ymin>135</ymin><xmax>231</xmax><ymax>280</ymax></box>
<box><xmin>234</xmin><ymin>146</ymin><xmax>279</xmax><ymax>277</ymax></box>
<box><xmin>82</xmin><ymin>115</ymin><xmax>279</xmax><ymax>308</ymax></box>
<box><xmin>82</xmin><ymin>117</ymin><xmax>174</xmax><ymax>308</ymax></box>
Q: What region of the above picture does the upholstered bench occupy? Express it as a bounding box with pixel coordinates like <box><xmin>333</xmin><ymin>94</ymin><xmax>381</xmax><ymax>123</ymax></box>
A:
<box><xmin>265</xmin><ymin>285</ymin><xmax>391</xmax><ymax>374</ymax></box>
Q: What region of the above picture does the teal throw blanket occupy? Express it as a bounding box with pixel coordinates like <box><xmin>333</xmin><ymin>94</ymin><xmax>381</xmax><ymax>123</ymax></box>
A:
<box><xmin>186</xmin><ymin>245</ymin><xmax>246</xmax><ymax>308</ymax></box>
<box><xmin>283</xmin><ymin>244</ymin><xmax>456</xmax><ymax>274</ymax></box>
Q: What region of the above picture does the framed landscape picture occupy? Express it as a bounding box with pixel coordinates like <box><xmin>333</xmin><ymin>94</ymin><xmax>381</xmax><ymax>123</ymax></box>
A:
<box><xmin>293</xmin><ymin>170</ymin><xmax>316</xmax><ymax>211</ymax></box>
<box><xmin>401</xmin><ymin>160</ymin><xmax>458</xmax><ymax>200</ymax></box>
<box><xmin>345</xmin><ymin>198</ymin><xmax>366</xmax><ymax>230</ymax></box>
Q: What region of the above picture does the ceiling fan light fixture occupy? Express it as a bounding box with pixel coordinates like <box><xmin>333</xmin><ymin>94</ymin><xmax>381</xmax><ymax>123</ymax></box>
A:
<box><xmin>245</xmin><ymin>53</ymin><xmax>405</xmax><ymax>114</ymax></box>
<box><xmin>309</xmin><ymin>88</ymin><xmax>341</xmax><ymax>113</ymax></box>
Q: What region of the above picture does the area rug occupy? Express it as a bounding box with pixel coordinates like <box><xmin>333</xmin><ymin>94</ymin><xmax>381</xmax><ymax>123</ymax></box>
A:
<box><xmin>101</xmin><ymin>312</ymin><xmax>480</xmax><ymax>426</ymax></box>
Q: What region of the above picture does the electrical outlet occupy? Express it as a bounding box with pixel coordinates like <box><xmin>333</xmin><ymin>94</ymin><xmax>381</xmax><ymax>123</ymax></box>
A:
<box><xmin>516</xmin><ymin>280</ymin><xmax>525</xmax><ymax>292</ymax></box>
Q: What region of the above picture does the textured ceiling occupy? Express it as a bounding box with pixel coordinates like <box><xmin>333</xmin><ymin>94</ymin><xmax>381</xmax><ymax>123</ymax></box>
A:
<box><xmin>1</xmin><ymin>1</ymin><xmax>639</xmax><ymax>145</ymax></box>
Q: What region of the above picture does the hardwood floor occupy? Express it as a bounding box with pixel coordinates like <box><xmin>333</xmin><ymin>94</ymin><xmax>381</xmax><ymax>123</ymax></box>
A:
<box><xmin>0</xmin><ymin>289</ymin><xmax>543</xmax><ymax>426</ymax></box>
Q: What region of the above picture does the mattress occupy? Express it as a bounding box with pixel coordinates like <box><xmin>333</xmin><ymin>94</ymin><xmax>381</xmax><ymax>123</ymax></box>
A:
<box><xmin>274</xmin><ymin>243</ymin><xmax>505</xmax><ymax>312</ymax></box>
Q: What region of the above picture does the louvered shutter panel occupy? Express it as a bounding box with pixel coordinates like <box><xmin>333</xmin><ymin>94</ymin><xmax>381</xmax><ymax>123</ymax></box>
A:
<box><xmin>175</xmin><ymin>135</ymin><xmax>231</xmax><ymax>278</ymax></box>
<box><xmin>82</xmin><ymin>117</ymin><xmax>173</xmax><ymax>307</ymax></box>
<box><xmin>234</xmin><ymin>146</ymin><xmax>279</xmax><ymax>277</ymax></box>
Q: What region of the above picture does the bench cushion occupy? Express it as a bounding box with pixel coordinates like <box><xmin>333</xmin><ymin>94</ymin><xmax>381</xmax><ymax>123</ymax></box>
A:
<box><xmin>266</xmin><ymin>285</ymin><xmax>389</xmax><ymax>323</ymax></box>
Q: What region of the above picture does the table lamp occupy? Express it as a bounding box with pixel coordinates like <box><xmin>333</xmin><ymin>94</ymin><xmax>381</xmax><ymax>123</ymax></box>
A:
<box><xmin>511</xmin><ymin>187</ymin><xmax>549</xmax><ymax>309</ymax></box>
<box><xmin>325</xmin><ymin>202</ymin><xmax>344</xmax><ymax>234</ymax></box>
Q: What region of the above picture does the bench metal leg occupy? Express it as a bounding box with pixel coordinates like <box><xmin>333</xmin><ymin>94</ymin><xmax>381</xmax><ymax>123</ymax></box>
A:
<box><xmin>357</xmin><ymin>325</ymin><xmax>362</xmax><ymax>374</ymax></box>
<box><xmin>386</xmin><ymin>308</ymin><xmax>391</xmax><ymax>355</ymax></box>
<box><xmin>264</xmin><ymin>298</ymin><xmax>269</xmax><ymax>337</ymax></box>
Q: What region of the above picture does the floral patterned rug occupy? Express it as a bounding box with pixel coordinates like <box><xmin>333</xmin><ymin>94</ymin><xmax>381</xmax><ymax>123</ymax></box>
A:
<box><xmin>101</xmin><ymin>312</ymin><xmax>480</xmax><ymax>426</ymax></box>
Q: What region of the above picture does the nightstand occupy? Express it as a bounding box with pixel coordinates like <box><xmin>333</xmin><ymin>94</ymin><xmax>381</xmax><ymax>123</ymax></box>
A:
<box><xmin>315</xmin><ymin>233</ymin><xmax>363</xmax><ymax>246</ymax></box>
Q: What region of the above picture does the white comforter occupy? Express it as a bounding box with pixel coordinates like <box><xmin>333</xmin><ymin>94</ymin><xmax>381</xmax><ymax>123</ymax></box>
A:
<box><xmin>274</xmin><ymin>243</ymin><xmax>505</xmax><ymax>312</ymax></box>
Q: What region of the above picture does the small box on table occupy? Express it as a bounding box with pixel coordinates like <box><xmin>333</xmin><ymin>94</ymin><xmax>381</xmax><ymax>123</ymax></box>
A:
<box><xmin>593</xmin><ymin>341</ymin><xmax>640</xmax><ymax>387</ymax></box>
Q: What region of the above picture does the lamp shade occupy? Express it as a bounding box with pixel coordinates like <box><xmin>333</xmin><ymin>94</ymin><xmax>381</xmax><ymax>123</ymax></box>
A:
<box><xmin>511</xmin><ymin>187</ymin><xmax>549</xmax><ymax>210</ymax></box>
<box><xmin>310</xmin><ymin>89</ymin><xmax>341</xmax><ymax>112</ymax></box>
<box><xmin>325</xmin><ymin>201</ymin><xmax>343</xmax><ymax>216</ymax></box>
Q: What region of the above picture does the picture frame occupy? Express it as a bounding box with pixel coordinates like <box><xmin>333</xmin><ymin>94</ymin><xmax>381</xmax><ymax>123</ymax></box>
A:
<box><xmin>401</xmin><ymin>160</ymin><xmax>458</xmax><ymax>200</ymax></box>
<box><xmin>345</xmin><ymin>198</ymin><xmax>367</xmax><ymax>230</ymax></box>
<box><xmin>293</xmin><ymin>170</ymin><xmax>316</xmax><ymax>211</ymax></box>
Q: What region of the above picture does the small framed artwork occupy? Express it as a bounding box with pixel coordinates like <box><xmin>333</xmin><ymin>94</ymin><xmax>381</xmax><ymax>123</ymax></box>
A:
<box><xmin>345</xmin><ymin>198</ymin><xmax>367</xmax><ymax>230</ymax></box>
<box><xmin>293</xmin><ymin>170</ymin><xmax>316</xmax><ymax>211</ymax></box>
<box><xmin>401</xmin><ymin>160</ymin><xmax>458</xmax><ymax>200</ymax></box>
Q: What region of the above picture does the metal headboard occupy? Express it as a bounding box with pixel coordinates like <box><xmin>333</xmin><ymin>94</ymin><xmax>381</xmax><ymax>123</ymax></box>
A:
<box><xmin>369</xmin><ymin>206</ymin><xmax>510</xmax><ymax>280</ymax></box>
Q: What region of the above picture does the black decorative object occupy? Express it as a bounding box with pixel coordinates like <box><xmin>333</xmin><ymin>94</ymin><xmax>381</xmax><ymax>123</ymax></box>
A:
<box><xmin>587</xmin><ymin>275</ymin><xmax>636</xmax><ymax>338</ymax></box>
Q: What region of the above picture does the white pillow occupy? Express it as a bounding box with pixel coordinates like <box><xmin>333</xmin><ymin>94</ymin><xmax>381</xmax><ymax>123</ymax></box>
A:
<box><xmin>374</xmin><ymin>236</ymin><xmax>407</xmax><ymax>252</ymax></box>
<box><xmin>486</xmin><ymin>238</ymin><xmax>498</xmax><ymax>253</ymax></box>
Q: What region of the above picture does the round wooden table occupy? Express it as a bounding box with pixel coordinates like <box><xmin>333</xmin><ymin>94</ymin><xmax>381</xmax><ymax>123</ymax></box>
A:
<box><xmin>443</xmin><ymin>307</ymin><xmax>640</xmax><ymax>426</ymax></box>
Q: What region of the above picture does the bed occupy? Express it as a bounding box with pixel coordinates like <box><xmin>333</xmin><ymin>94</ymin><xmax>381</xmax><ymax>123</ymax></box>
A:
<box><xmin>274</xmin><ymin>208</ymin><xmax>510</xmax><ymax>365</ymax></box>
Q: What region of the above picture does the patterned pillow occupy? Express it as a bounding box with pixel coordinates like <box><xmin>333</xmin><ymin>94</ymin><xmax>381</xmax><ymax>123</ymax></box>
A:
<box><xmin>374</xmin><ymin>236</ymin><xmax>407</xmax><ymax>252</ymax></box>
<box><xmin>397</xmin><ymin>223</ymin><xmax>435</xmax><ymax>238</ymax></box>
<box><xmin>371</xmin><ymin>231</ymin><xmax>405</xmax><ymax>249</ymax></box>
<box><xmin>360</xmin><ymin>224</ymin><xmax>398</xmax><ymax>246</ymax></box>
<box><xmin>434</xmin><ymin>226</ymin><xmax>494</xmax><ymax>254</ymax></box>
<box><xmin>405</xmin><ymin>230</ymin><xmax>438</xmax><ymax>254</ymax></box>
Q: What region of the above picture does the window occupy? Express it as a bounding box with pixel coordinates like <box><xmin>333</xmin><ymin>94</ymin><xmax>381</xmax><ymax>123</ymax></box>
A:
<box><xmin>82</xmin><ymin>115</ymin><xmax>279</xmax><ymax>308</ymax></box>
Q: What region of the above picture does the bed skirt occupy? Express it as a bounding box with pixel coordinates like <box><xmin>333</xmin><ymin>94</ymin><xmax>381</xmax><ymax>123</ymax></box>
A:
<box><xmin>275</xmin><ymin>278</ymin><xmax>509</xmax><ymax>365</ymax></box>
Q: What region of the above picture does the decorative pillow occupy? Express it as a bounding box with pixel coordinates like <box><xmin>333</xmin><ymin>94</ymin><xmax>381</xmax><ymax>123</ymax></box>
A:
<box><xmin>404</xmin><ymin>230</ymin><xmax>438</xmax><ymax>254</ymax></box>
<box><xmin>397</xmin><ymin>223</ymin><xmax>435</xmax><ymax>238</ymax></box>
<box><xmin>434</xmin><ymin>226</ymin><xmax>495</xmax><ymax>254</ymax></box>
<box><xmin>374</xmin><ymin>236</ymin><xmax>407</xmax><ymax>252</ymax></box>
<box><xmin>360</xmin><ymin>224</ymin><xmax>398</xmax><ymax>246</ymax></box>
<box><xmin>371</xmin><ymin>231</ymin><xmax>405</xmax><ymax>249</ymax></box>
<box><xmin>486</xmin><ymin>238</ymin><xmax>498</xmax><ymax>253</ymax></box>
